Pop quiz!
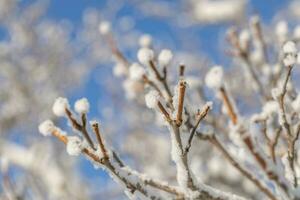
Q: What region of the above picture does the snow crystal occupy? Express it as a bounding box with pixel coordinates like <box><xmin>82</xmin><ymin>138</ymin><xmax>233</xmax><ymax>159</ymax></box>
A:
<box><xmin>137</xmin><ymin>47</ymin><xmax>154</xmax><ymax>65</ymax></box>
<box><xmin>145</xmin><ymin>90</ymin><xmax>160</xmax><ymax>109</ymax></box>
<box><xmin>158</xmin><ymin>49</ymin><xmax>173</xmax><ymax>67</ymax></box>
<box><xmin>205</xmin><ymin>66</ymin><xmax>224</xmax><ymax>89</ymax></box>
<box><xmin>52</xmin><ymin>97</ymin><xmax>69</xmax><ymax>117</ymax></box>
<box><xmin>38</xmin><ymin>120</ymin><xmax>55</xmax><ymax>136</ymax></box>
<box><xmin>74</xmin><ymin>98</ymin><xmax>90</xmax><ymax>114</ymax></box>
<box><xmin>66</xmin><ymin>136</ymin><xmax>83</xmax><ymax>156</ymax></box>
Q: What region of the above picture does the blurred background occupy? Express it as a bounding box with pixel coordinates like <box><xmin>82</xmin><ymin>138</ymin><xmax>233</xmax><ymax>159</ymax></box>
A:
<box><xmin>0</xmin><ymin>0</ymin><xmax>298</xmax><ymax>199</ymax></box>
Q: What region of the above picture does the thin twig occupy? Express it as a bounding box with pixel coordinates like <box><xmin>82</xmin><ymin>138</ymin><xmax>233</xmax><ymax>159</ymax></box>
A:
<box><xmin>91</xmin><ymin>122</ymin><xmax>109</xmax><ymax>160</ymax></box>
<box><xmin>184</xmin><ymin>104</ymin><xmax>211</xmax><ymax>154</ymax></box>
<box><xmin>176</xmin><ymin>81</ymin><xmax>186</xmax><ymax>126</ymax></box>
<box><xmin>65</xmin><ymin>108</ymin><xmax>95</xmax><ymax>150</ymax></box>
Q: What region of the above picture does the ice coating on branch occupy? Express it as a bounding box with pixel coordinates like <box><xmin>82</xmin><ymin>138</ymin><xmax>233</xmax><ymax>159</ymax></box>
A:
<box><xmin>38</xmin><ymin>120</ymin><xmax>55</xmax><ymax>136</ymax></box>
<box><xmin>158</xmin><ymin>49</ymin><xmax>173</xmax><ymax>66</ymax></box>
<box><xmin>98</xmin><ymin>21</ymin><xmax>111</xmax><ymax>35</ymax></box>
<box><xmin>129</xmin><ymin>63</ymin><xmax>145</xmax><ymax>80</ymax></box>
<box><xmin>74</xmin><ymin>98</ymin><xmax>90</xmax><ymax>114</ymax></box>
<box><xmin>145</xmin><ymin>90</ymin><xmax>160</xmax><ymax>109</ymax></box>
<box><xmin>137</xmin><ymin>48</ymin><xmax>154</xmax><ymax>65</ymax></box>
<box><xmin>52</xmin><ymin>97</ymin><xmax>70</xmax><ymax>117</ymax></box>
<box><xmin>205</xmin><ymin>66</ymin><xmax>224</xmax><ymax>89</ymax></box>
<box><xmin>139</xmin><ymin>34</ymin><xmax>152</xmax><ymax>47</ymax></box>
<box><xmin>66</xmin><ymin>136</ymin><xmax>83</xmax><ymax>156</ymax></box>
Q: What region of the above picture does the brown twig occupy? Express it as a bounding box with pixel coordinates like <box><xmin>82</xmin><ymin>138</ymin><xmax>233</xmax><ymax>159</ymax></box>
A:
<box><xmin>219</xmin><ymin>87</ymin><xmax>238</xmax><ymax>124</ymax></box>
<box><xmin>184</xmin><ymin>104</ymin><xmax>211</xmax><ymax>154</ymax></box>
<box><xmin>176</xmin><ymin>81</ymin><xmax>186</xmax><ymax>126</ymax></box>
<box><xmin>91</xmin><ymin>122</ymin><xmax>109</xmax><ymax>160</ymax></box>
<box><xmin>157</xmin><ymin>101</ymin><xmax>172</xmax><ymax>123</ymax></box>
<box><xmin>65</xmin><ymin>108</ymin><xmax>95</xmax><ymax>150</ymax></box>
<box><xmin>142</xmin><ymin>75</ymin><xmax>163</xmax><ymax>96</ymax></box>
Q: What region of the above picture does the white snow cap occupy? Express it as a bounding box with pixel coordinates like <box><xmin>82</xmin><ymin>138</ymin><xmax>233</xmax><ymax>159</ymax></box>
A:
<box><xmin>52</xmin><ymin>97</ymin><xmax>69</xmax><ymax>117</ymax></box>
<box><xmin>38</xmin><ymin>120</ymin><xmax>55</xmax><ymax>136</ymax></box>
<box><xmin>129</xmin><ymin>63</ymin><xmax>145</xmax><ymax>80</ymax></box>
<box><xmin>139</xmin><ymin>34</ymin><xmax>152</xmax><ymax>47</ymax></box>
<box><xmin>205</xmin><ymin>65</ymin><xmax>224</xmax><ymax>89</ymax></box>
<box><xmin>284</xmin><ymin>54</ymin><xmax>297</xmax><ymax>67</ymax></box>
<box><xmin>74</xmin><ymin>98</ymin><xmax>90</xmax><ymax>114</ymax></box>
<box><xmin>66</xmin><ymin>136</ymin><xmax>83</xmax><ymax>156</ymax></box>
<box><xmin>98</xmin><ymin>21</ymin><xmax>111</xmax><ymax>35</ymax></box>
<box><xmin>283</xmin><ymin>41</ymin><xmax>297</xmax><ymax>54</ymax></box>
<box><xmin>239</xmin><ymin>29</ymin><xmax>250</xmax><ymax>50</ymax></box>
<box><xmin>137</xmin><ymin>47</ymin><xmax>154</xmax><ymax>65</ymax></box>
<box><xmin>145</xmin><ymin>90</ymin><xmax>160</xmax><ymax>109</ymax></box>
<box><xmin>113</xmin><ymin>63</ymin><xmax>128</xmax><ymax>77</ymax></box>
<box><xmin>158</xmin><ymin>49</ymin><xmax>173</xmax><ymax>66</ymax></box>
<box><xmin>282</xmin><ymin>41</ymin><xmax>297</xmax><ymax>67</ymax></box>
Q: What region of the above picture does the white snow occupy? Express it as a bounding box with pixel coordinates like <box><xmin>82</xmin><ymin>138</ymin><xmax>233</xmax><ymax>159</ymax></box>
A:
<box><xmin>137</xmin><ymin>47</ymin><xmax>154</xmax><ymax>65</ymax></box>
<box><xmin>129</xmin><ymin>63</ymin><xmax>145</xmax><ymax>80</ymax></box>
<box><xmin>205</xmin><ymin>66</ymin><xmax>224</xmax><ymax>89</ymax></box>
<box><xmin>271</xmin><ymin>87</ymin><xmax>281</xmax><ymax>100</ymax></box>
<box><xmin>38</xmin><ymin>120</ymin><xmax>55</xmax><ymax>136</ymax></box>
<box><xmin>52</xmin><ymin>97</ymin><xmax>69</xmax><ymax>117</ymax></box>
<box><xmin>283</xmin><ymin>54</ymin><xmax>297</xmax><ymax>67</ymax></box>
<box><xmin>74</xmin><ymin>98</ymin><xmax>90</xmax><ymax>114</ymax></box>
<box><xmin>113</xmin><ymin>63</ymin><xmax>128</xmax><ymax>77</ymax></box>
<box><xmin>283</xmin><ymin>41</ymin><xmax>297</xmax><ymax>54</ymax></box>
<box><xmin>262</xmin><ymin>101</ymin><xmax>278</xmax><ymax>117</ymax></box>
<box><xmin>275</xmin><ymin>20</ymin><xmax>288</xmax><ymax>42</ymax></box>
<box><xmin>98</xmin><ymin>21</ymin><xmax>111</xmax><ymax>35</ymax></box>
<box><xmin>158</xmin><ymin>49</ymin><xmax>173</xmax><ymax>66</ymax></box>
<box><xmin>66</xmin><ymin>136</ymin><xmax>83</xmax><ymax>156</ymax></box>
<box><xmin>139</xmin><ymin>34</ymin><xmax>152</xmax><ymax>47</ymax></box>
<box><xmin>145</xmin><ymin>90</ymin><xmax>160</xmax><ymax>109</ymax></box>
